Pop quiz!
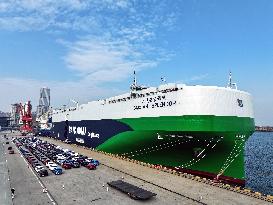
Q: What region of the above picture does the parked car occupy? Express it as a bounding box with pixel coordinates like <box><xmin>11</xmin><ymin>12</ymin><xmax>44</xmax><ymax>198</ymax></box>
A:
<box><xmin>41</xmin><ymin>158</ymin><xmax>50</xmax><ymax>165</ymax></box>
<box><xmin>52</xmin><ymin>167</ymin><xmax>62</xmax><ymax>175</ymax></box>
<box><xmin>48</xmin><ymin>164</ymin><xmax>58</xmax><ymax>171</ymax></box>
<box><xmin>46</xmin><ymin>161</ymin><xmax>55</xmax><ymax>168</ymax></box>
<box><xmin>27</xmin><ymin>156</ymin><xmax>35</xmax><ymax>162</ymax></box>
<box><xmin>16</xmin><ymin>142</ymin><xmax>22</xmax><ymax>147</ymax></box>
<box><xmin>69</xmin><ymin>151</ymin><xmax>78</xmax><ymax>157</ymax></box>
<box><xmin>86</xmin><ymin>159</ymin><xmax>100</xmax><ymax>166</ymax></box>
<box><xmin>80</xmin><ymin>160</ymin><xmax>90</xmax><ymax>166</ymax></box>
<box><xmin>7</xmin><ymin>146</ymin><xmax>12</xmax><ymax>150</ymax></box>
<box><xmin>9</xmin><ymin>150</ymin><xmax>15</xmax><ymax>154</ymax></box>
<box><xmin>73</xmin><ymin>157</ymin><xmax>84</xmax><ymax>164</ymax></box>
<box><xmin>23</xmin><ymin>152</ymin><xmax>31</xmax><ymax>157</ymax></box>
<box><xmin>34</xmin><ymin>165</ymin><xmax>45</xmax><ymax>173</ymax></box>
<box><xmin>71</xmin><ymin>161</ymin><xmax>80</xmax><ymax>168</ymax></box>
<box><xmin>31</xmin><ymin>160</ymin><xmax>40</xmax><ymax>167</ymax></box>
<box><xmin>38</xmin><ymin>169</ymin><xmax>48</xmax><ymax>177</ymax></box>
<box><xmin>56</xmin><ymin>159</ymin><xmax>65</xmax><ymax>165</ymax></box>
<box><xmin>61</xmin><ymin>162</ymin><xmax>72</xmax><ymax>169</ymax></box>
<box><xmin>85</xmin><ymin>163</ymin><xmax>96</xmax><ymax>170</ymax></box>
<box><xmin>56</xmin><ymin>154</ymin><xmax>65</xmax><ymax>158</ymax></box>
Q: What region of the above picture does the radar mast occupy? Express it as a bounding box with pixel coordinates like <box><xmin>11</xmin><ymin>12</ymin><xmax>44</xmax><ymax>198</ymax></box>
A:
<box><xmin>227</xmin><ymin>71</ymin><xmax>237</xmax><ymax>89</ymax></box>
<box><xmin>130</xmin><ymin>70</ymin><xmax>147</xmax><ymax>92</ymax></box>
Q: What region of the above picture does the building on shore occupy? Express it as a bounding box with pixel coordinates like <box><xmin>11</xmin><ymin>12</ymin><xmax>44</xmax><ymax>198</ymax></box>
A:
<box><xmin>10</xmin><ymin>103</ymin><xmax>20</xmax><ymax>128</ymax></box>
<box><xmin>36</xmin><ymin>87</ymin><xmax>50</xmax><ymax>118</ymax></box>
<box><xmin>0</xmin><ymin>111</ymin><xmax>11</xmax><ymax>130</ymax></box>
<box><xmin>255</xmin><ymin>126</ymin><xmax>273</xmax><ymax>132</ymax></box>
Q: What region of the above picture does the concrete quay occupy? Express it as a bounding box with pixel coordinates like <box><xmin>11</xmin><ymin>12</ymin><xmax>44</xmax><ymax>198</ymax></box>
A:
<box><xmin>1</xmin><ymin>132</ymin><xmax>272</xmax><ymax>205</ymax></box>
<box><xmin>0</xmin><ymin>137</ymin><xmax>12</xmax><ymax>205</ymax></box>
<box><xmin>44</xmin><ymin>136</ymin><xmax>272</xmax><ymax>205</ymax></box>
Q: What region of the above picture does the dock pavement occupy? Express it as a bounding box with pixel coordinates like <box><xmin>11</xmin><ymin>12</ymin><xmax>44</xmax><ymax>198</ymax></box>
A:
<box><xmin>1</xmin><ymin>132</ymin><xmax>272</xmax><ymax>205</ymax></box>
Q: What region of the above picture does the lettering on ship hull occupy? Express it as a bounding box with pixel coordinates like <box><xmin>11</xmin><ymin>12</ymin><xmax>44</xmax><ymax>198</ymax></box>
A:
<box><xmin>134</xmin><ymin>95</ymin><xmax>177</xmax><ymax>111</ymax></box>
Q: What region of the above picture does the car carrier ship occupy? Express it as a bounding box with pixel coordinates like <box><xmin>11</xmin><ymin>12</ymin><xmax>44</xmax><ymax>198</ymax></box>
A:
<box><xmin>50</xmin><ymin>72</ymin><xmax>255</xmax><ymax>183</ymax></box>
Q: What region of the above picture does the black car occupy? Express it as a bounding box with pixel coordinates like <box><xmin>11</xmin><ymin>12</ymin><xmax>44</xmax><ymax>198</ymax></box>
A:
<box><xmin>71</xmin><ymin>161</ymin><xmax>80</xmax><ymax>168</ymax></box>
<box><xmin>81</xmin><ymin>161</ymin><xmax>90</xmax><ymax>166</ymax></box>
<box><xmin>38</xmin><ymin>169</ymin><xmax>48</xmax><ymax>177</ymax></box>
<box><xmin>32</xmin><ymin>161</ymin><xmax>40</xmax><ymax>167</ymax></box>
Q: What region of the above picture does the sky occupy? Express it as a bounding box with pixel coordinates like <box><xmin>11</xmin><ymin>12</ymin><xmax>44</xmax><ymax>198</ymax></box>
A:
<box><xmin>0</xmin><ymin>0</ymin><xmax>272</xmax><ymax>126</ymax></box>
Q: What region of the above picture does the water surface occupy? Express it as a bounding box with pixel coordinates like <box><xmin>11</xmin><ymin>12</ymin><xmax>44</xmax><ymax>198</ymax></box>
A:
<box><xmin>245</xmin><ymin>132</ymin><xmax>273</xmax><ymax>195</ymax></box>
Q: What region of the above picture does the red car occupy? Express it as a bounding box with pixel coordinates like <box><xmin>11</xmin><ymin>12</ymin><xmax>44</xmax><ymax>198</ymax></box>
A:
<box><xmin>42</xmin><ymin>158</ymin><xmax>50</xmax><ymax>165</ymax></box>
<box><xmin>85</xmin><ymin>163</ymin><xmax>96</xmax><ymax>170</ymax></box>
<box><xmin>62</xmin><ymin>162</ymin><xmax>72</xmax><ymax>169</ymax></box>
<box><xmin>27</xmin><ymin>156</ymin><xmax>34</xmax><ymax>161</ymax></box>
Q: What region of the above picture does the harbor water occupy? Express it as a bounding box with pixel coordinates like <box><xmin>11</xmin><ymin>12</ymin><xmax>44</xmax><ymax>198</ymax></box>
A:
<box><xmin>245</xmin><ymin>132</ymin><xmax>273</xmax><ymax>195</ymax></box>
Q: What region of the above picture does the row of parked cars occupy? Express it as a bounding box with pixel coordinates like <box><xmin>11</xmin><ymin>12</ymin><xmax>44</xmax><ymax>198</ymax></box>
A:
<box><xmin>14</xmin><ymin>137</ymin><xmax>100</xmax><ymax>176</ymax></box>
<box><xmin>14</xmin><ymin>139</ymin><xmax>50</xmax><ymax>176</ymax></box>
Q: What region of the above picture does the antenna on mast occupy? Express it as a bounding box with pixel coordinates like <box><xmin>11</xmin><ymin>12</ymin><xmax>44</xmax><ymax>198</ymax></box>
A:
<box><xmin>130</xmin><ymin>70</ymin><xmax>147</xmax><ymax>92</ymax></box>
<box><xmin>161</xmin><ymin>77</ymin><xmax>166</xmax><ymax>83</ymax></box>
<box><xmin>130</xmin><ymin>70</ymin><xmax>137</xmax><ymax>91</ymax></box>
<box><xmin>70</xmin><ymin>99</ymin><xmax>79</xmax><ymax>109</ymax></box>
<box><xmin>228</xmin><ymin>71</ymin><xmax>232</xmax><ymax>88</ymax></box>
<box><xmin>227</xmin><ymin>71</ymin><xmax>237</xmax><ymax>89</ymax></box>
<box><xmin>133</xmin><ymin>70</ymin><xmax>137</xmax><ymax>87</ymax></box>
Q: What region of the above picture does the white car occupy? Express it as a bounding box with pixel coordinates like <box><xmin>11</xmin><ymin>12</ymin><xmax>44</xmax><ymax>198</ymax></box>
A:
<box><xmin>46</xmin><ymin>161</ymin><xmax>55</xmax><ymax>168</ymax></box>
<box><xmin>58</xmin><ymin>156</ymin><xmax>66</xmax><ymax>160</ymax></box>
<box><xmin>70</xmin><ymin>152</ymin><xmax>78</xmax><ymax>157</ymax></box>
<box><xmin>55</xmin><ymin>154</ymin><xmax>66</xmax><ymax>160</ymax></box>
<box><xmin>62</xmin><ymin>148</ymin><xmax>70</xmax><ymax>153</ymax></box>
<box><xmin>34</xmin><ymin>165</ymin><xmax>44</xmax><ymax>173</ymax></box>
<box><xmin>56</xmin><ymin>154</ymin><xmax>65</xmax><ymax>158</ymax></box>
<box><xmin>48</xmin><ymin>164</ymin><xmax>58</xmax><ymax>171</ymax></box>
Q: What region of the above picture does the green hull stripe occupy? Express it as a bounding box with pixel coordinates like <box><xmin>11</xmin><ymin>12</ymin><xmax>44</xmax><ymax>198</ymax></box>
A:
<box><xmin>97</xmin><ymin>115</ymin><xmax>254</xmax><ymax>179</ymax></box>
<box><xmin>118</xmin><ymin>115</ymin><xmax>255</xmax><ymax>132</ymax></box>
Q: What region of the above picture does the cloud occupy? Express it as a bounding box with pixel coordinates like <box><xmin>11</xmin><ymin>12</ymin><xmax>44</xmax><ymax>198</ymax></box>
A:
<box><xmin>0</xmin><ymin>0</ymin><xmax>91</xmax><ymax>31</ymax></box>
<box><xmin>0</xmin><ymin>0</ymin><xmax>180</xmax><ymax>84</ymax></box>
<box><xmin>0</xmin><ymin>0</ymin><xmax>181</xmax><ymax>33</ymax></box>
<box><xmin>0</xmin><ymin>1</ymin><xmax>182</xmax><ymax>111</ymax></box>
<box><xmin>62</xmin><ymin>36</ymin><xmax>159</xmax><ymax>84</ymax></box>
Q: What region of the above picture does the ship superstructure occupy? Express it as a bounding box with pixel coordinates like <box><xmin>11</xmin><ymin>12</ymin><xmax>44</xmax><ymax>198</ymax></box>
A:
<box><xmin>51</xmin><ymin>73</ymin><xmax>255</xmax><ymax>181</ymax></box>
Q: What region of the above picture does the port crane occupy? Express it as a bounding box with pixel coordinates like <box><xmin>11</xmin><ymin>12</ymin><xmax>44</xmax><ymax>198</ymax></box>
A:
<box><xmin>19</xmin><ymin>101</ymin><xmax>33</xmax><ymax>136</ymax></box>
